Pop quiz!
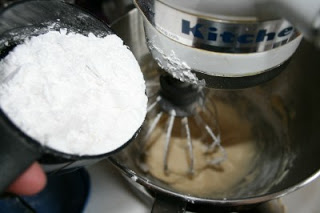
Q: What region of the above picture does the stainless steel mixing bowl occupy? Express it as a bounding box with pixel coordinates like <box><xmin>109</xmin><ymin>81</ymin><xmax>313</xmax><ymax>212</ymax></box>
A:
<box><xmin>109</xmin><ymin>8</ymin><xmax>320</xmax><ymax>212</ymax></box>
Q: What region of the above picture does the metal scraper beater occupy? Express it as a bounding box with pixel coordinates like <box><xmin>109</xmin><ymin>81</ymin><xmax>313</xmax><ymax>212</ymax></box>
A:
<box><xmin>137</xmin><ymin>69</ymin><xmax>226</xmax><ymax>176</ymax></box>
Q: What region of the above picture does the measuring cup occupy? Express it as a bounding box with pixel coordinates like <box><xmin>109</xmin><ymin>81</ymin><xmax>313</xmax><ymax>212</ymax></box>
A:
<box><xmin>0</xmin><ymin>0</ymin><xmax>141</xmax><ymax>193</ymax></box>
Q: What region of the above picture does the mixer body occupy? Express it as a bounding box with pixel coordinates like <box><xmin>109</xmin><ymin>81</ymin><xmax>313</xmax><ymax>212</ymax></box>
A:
<box><xmin>133</xmin><ymin>0</ymin><xmax>320</xmax><ymax>88</ymax></box>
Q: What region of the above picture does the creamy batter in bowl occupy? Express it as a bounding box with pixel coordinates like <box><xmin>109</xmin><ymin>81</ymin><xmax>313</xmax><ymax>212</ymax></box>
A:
<box><xmin>142</xmin><ymin>100</ymin><xmax>263</xmax><ymax>198</ymax></box>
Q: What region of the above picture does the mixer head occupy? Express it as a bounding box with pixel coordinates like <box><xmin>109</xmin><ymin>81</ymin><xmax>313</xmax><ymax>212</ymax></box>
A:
<box><xmin>134</xmin><ymin>0</ymin><xmax>303</xmax><ymax>88</ymax></box>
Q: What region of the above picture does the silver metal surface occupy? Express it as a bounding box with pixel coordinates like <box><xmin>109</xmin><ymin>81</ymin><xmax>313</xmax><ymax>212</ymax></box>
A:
<box><xmin>132</xmin><ymin>0</ymin><xmax>304</xmax><ymax>88</ymax></box>
<box><xmin>134</xmin><ymin>0</ymin><xmax>300</xmax><ymax>53</ymax></box>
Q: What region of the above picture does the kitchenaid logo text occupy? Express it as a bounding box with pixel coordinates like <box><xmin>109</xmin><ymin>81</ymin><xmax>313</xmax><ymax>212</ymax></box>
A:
<box><xmin>182</xmin><ymin>20</ymin><xmax>294</xmax><ymax>44</ymax></box>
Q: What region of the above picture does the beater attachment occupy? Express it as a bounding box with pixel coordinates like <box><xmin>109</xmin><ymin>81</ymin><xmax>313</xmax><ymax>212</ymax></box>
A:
<box><xmin>138</xmin><ymin>74</ymin><xmax>226</xmax><ymax>176</ymax></box>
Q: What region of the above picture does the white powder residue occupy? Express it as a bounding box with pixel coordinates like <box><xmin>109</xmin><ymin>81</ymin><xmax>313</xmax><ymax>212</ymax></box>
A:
<box><xmin>0</xmin><ymin>30</ymin><xmax>147</xmax><ymax>156</ymax></box>
<box><xmin>147</xmin><ymin>40</ymin><xmax>206</xmax><ymax>86</ymax></box>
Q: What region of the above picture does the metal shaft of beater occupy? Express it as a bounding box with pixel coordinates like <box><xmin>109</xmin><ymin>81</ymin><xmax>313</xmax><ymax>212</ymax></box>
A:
<box><xmin>159</xmin><ymin>75</ymin><xmax>202</xmax><ymax>175</ymax></box>
<box><xmin>164</xmin><ymin>110</ymin><xmax>176</xmax><ymax>174</ymax></box>
<box><xmin>142</xmin><ymin>111</ymin><xmax>163</xmax><ymax>151</ymax></box>
<box><xmin>194</xmin><ymin>112</ymin><xmax>226</xmax><ymax>165</ymax></box>
<box><xmin>182</xmin><ymin>117</ymin><xmax>194</xmax><ymax>175</ymax></box>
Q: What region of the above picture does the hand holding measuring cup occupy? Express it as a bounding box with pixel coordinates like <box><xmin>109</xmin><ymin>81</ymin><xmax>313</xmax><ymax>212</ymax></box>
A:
<box><xmin>0</xmin><ymin>0</ymin><xmax>147</xmax><ymax>193</ymax></box>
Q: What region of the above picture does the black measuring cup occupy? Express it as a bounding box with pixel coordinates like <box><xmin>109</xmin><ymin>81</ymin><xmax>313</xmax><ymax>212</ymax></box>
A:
<box><xmin>0</xmin><ymin>0</ymin><xmax>141</xmax><ymax>193</ymax></box>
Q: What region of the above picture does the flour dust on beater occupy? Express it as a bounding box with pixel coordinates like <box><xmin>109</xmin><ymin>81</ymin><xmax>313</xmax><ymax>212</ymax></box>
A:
<box><xmin>0</xmin><ymin>29</ymin><xmax>147</xmax><ymax>156</ymax></box>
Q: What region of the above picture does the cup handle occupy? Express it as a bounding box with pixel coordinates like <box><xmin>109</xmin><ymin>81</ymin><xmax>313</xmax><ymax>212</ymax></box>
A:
<box><xmin>0</xmin><ymin>116</ymin><xmax>41</xmax><ymax>194</ymax></box>
<box><xmin>151</xmin><ymin>195</ymin><xmax>187</xmax><ymax>213</ymax></box>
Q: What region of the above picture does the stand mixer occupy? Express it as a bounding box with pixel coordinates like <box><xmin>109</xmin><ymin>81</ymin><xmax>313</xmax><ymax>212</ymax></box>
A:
<box><xmin>105</xmin><ymin>0</ymin><xmax>320</xmax><ymax>212</ymax></box>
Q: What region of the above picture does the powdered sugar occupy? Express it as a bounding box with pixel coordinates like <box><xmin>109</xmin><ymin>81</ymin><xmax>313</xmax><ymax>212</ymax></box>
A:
<box><xmin>147</xmin><ymin>40</ymin><xmax>206</xmax><ymax>86</ymax></box>
<box><xmin>0</xmin><ymin>30</ymin><xmax>147</xmax><ymax>156</ymax></box>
